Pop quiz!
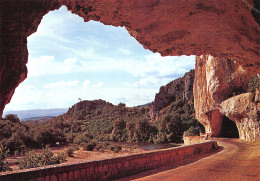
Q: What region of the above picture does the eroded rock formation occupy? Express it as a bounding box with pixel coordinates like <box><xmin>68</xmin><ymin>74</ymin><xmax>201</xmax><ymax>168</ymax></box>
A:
<box><xmin>0</xmin><ymin>0</ymin><xmax>259</xmax><ymax>140</ymax></box>
<box><xmin>149</xmin><ymin>70</ymin><xmax>194</xmax><ymax>119</ymax></box>
<box><xmin>194</xmin><ymin>55</ymin><xmax>260</xmax><ymax>141</ymax></box>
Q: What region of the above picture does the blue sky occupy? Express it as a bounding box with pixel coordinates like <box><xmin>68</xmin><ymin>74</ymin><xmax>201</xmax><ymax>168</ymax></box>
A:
<box><xmin>4</xmin><ymin>6</ymin><xmax>195</xmax><ymax>111</ymax></box>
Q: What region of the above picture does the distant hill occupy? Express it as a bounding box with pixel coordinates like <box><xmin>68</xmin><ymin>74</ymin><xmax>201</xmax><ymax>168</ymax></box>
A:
<box><xmin>57</xmin><ymin>100</ymin><xmax>149</xmax><ymax>122</ymax></box>
<box><xmin>3</xmin><ymin>108</ymin><xmax>68</xmax><ymax>120</ymax></box>
<box><xmin>54</xmin><ymin>69</ymin><xmax>200</xmax><ymax>143</ymax></box>
<box><xmin>22</xmin><ymin>116</ymin><xmax>55</xmax><ymax>122</ymax></box>
<box><xmin>58</xmin><ymin>69</ymin><xmax>195</xmax><ymax>123</ymax></box>
<box><xmin>136</xmin><ymin>103</ymin><xmax>152</xmax><ymax>108</ymax></box>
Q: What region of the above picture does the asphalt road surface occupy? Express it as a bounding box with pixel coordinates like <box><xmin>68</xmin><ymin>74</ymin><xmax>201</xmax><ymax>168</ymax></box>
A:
<box><xmin>115</xmin><ymin>138</ymin><xmax>260</xmax><ymax>181</ymax></box>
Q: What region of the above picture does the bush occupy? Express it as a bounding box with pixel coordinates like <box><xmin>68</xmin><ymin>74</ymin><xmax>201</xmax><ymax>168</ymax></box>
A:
<box><xmin>66</xmin><ymin>148</ymin><xmax>74</xmax><ymax>157</ymax></box>
<box><xmin>72</xmin><ymin>145</ymin><xmax>79</xmax><ymax>150</ymax></box>
<box><xmin>103</xmin><ymin>142</ymin><xmax>110</xmax><ymax>147</ymax></box>
<box><xmin>95</xmin><ymin>144</ymin><xmax>104</xmax><ymax>151</ymax></box>
<box><xmin>52</xmin><ymin>151</ymin><xmax>67</xmax><ymax>164</ymax></box>
<box><xmin>109</xmin><ymin>144</ymin><xmax>122</xmax><ymax>153</ymax></box>
<box><xmin>0</xmin><ymin>145</ymin><xmax>12</xmax><ymax>172</ymax></box>
<box><xmin>66</xmin><ymin>145</ymin><xmax>79</xmax><ymax>157</ymax></box>
<box><xmin>19</xmin><ymin>148</ymin><xmax>67</xmax><ymax>170</ymax></box>
<box><xmin>82</xmin><ymin>141</ymin><xmax>96</xmax><ymax>151</ymax></box>
<box><xmin>183</xmin><ymin>126</ymin><xmax>201</xmax><ymax>137</ymax></box>
<box><xmin>4</xmin><ymin>114</ymin><xmax>20</xmax><ymax>123</ymax></box>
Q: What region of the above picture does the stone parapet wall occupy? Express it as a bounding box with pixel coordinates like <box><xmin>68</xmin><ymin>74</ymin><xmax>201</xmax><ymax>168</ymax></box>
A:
<box><xmin>0</xmin><ymin>141</ymin><xmax>216</xmax><ymax>181</ymax></box>
<box><xmin>183</xmin><ymin>136</ymin><xmax>208</xmax><ymax>145</ymax></box>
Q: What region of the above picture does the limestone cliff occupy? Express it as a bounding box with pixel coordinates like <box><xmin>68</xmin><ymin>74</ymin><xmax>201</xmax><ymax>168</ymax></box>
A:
<box><xmin>149</xmin><ymin>70</ymin><xmax>194</xmax><ymax>119</ymax></box>
<box><xmin>0</xmin><ymin>0</ymin><xmax>259</xmax><ymax>117</ymax></box>
<box><xmin>0</xmin><ymin>0</ymin><xmax>259</xmax><ymax>141</ymax></box>
<box><xmin>194</xmin><ymin>55</ymin><xmax>260</xmax><ymax>141</ymax></box>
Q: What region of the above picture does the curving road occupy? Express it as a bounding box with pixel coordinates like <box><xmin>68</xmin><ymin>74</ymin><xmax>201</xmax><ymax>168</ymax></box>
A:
<box><xmin>116</xmin><ymin>138</ymin><xmax>260</xmax><ymax>181</ymax></box>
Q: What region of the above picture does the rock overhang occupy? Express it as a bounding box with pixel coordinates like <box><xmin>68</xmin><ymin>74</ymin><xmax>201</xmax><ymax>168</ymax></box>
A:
<box><xmin>0</xmin><ymin>0</ymin><xmax>259</xmax><ymax>140</ymax></box>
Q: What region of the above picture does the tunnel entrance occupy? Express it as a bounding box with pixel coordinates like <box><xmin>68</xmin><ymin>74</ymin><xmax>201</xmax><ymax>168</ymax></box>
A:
<box><xmin>220</xmin><ymin>116</ymin><xmax>239</xmax><ymax>138</ymax></box>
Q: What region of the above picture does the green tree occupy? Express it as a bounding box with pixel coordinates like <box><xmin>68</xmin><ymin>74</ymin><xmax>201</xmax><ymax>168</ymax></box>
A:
<box><xmin>0</xmin><ymin>145</ymin><xmax>12</xmax><ymax>172</ymax></box>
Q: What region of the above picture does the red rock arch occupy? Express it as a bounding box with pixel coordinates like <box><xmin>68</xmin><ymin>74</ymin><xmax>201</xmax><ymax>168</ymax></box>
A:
<box><xmin>0</xmin><ymin>0</ymin><xmax>259</xmax><ymax>140</ymax></box>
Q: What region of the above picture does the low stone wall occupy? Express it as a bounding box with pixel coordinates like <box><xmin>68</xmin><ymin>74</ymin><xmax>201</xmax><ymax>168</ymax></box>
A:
<box><xmin>0</xmin><ymin>141</ymin><xmax>216</xmax><ymax>181</ymax></box>
<box><xmin>183</xmin><ymin>136</ymin><xmax>206</xmax><ymax>145</ymax></box>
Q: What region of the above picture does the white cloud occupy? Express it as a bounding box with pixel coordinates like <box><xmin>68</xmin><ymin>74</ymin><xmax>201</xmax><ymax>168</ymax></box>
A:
<box><xmin>64</xmin><ymin>58</ymin><xmax>77</xmax><ymax>65</ymax></box>
<box><xmin>127</xmin><ymin>53</ymin><xmax>194</xmax><ymax>77</ymax></box>
<box><xmin>93</xmin><ymin>82</ymin><xmax>103</xmax><ymax>88</ymax></box>
<box><xmin>125</xmin><ymin>76</ymin><xmax>174</xmax><ymax>88</ymax></box>
<box><xmin>82</xmin><ymin>80</ymin><xmax>91</xmax><ymax>88</ymax></box>
<box><xmin>27</xmin><ymin>53</ymin><xmax>194</xmax><ymax>78</ymax></box>
<box><xmin>118</xmin><ymin>48</ymin><xmax>132</xmax><ymax>55</ymax></box>
<box><xmin>28</xmin><ymin>6</ymin><xmax>82</xmax><ymax>44</ymax></box>
<box><xmin>5</xmin><ymin>6</ymin><xmax>196</xmax><ymax>112</ymax></box>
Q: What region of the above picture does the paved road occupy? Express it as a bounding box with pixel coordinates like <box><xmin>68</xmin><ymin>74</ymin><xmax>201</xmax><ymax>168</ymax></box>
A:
<box><xmin>116</xmin><ymin>138</ymin><xmax>260</xmax><ymax>181</ymax></box>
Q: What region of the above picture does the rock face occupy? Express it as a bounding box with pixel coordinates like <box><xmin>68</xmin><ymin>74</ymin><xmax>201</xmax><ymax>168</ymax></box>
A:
<box><xmin>0</xmin><ymin>1</ymin><xmax>259</xmax><ymax>140</ymax></box>
<box><xmin>149</xmin><ymin>70</ymin><xmax>194</xmax><ymax>119</ymax></box>
<box><xmin>194</xmin><ymin>55</ymin><xmax>260</xmax><ymax>141</ymax></box>
<box><xmin>220</xmin><ymin>93</ymin><xmax>260</xmax><ymax>141</ymax></box>
<box><xmin>0</xmin><ymin>0</ymin><xmax>259</xmax><ymax>117</ymax></box>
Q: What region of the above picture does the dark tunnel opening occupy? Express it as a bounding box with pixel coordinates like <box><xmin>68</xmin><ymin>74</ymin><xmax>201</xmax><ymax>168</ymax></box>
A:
<box><xmin>220</xmin><ymin>116</ymin><xmax>239</xmax><ymax>138</ymax></box>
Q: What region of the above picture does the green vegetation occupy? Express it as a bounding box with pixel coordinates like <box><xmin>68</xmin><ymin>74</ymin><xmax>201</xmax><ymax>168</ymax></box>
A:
<box><xmin>0</xmin><ymin>96</ymin><xmax>203</xmax><ymax>156</ymax></box>
<box><xmin>19</xmin><ymin>148</ymin><xmax>67</xmax><ymax>170</ymax></box>
<box><xmin>0</xmin><ymin>145</ymin><xmax>12</xmax><ymax>172</ymax></box>
<box><xmin>66</xmin><ymin>145</ymin><xmax>79</xmax><ymax>157</ymax></box>
<box><xmin>183</xmin><ymin>126</ymin><xmax>201</xmax><ymax>137</ymax></box>
<box><xmin>0</xmin><ymin>87</ymin><xmax>204</xmax><ymax>172</ymax></box>
<box><xmin>82</xmin><ymin>141</ymin><xmax>97</xmax><ymax>151</ymax></box>
<box><xmin>109</xmin><ymin>144</ymin><xmax>122</xmax><ymax>153</ymax></box>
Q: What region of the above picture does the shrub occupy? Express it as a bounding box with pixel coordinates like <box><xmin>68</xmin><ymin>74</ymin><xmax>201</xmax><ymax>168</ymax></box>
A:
<box><xmin>0</xmin><ymin>145</ymin><xmax>12</xmax><ymax>172</ymax></box>
<box><xmin>4</xmin><ymin>114</ymin><xmax>20</xmax><ymax>123</ymax></box>
<box><xmin>183</xmin><ymin>126</ymin><xmax>201</xmax><ymax>137</ymax></box>
<box><xmin>66</xmin><ymin>145</ymin><xmax>79</xmax><ymax>157</ymax></box>
<box><xmin>72</xmin><ymin>145</ymin><xmax>79</xmax><ymax>150</ymax></box>
<box><xmin>19</xmin><ymin>148</ymin><xmax>67</xmax><ymax>170</ymax></box>
<box><xmin>73</xmin><ymin>133</ymin><xmax>91</xmax><ymax>145</ymax></box>
<box><xmin>109</xmin><ymin>144</ymin><xmax>122</xmax><ymax>153</ymax></box>
<box><xmin>66</xmin><ymin>148</ymin><xmax>74</xmax><ymax>157</ymax></box>
<box><xmin>95</xmin><ymin>144</ymin><xmax>104</xmax><ymax>151</ymax></box>
<box><xmin>83</xmin><ymin>141</ymin><xmax>96</xmax><ymax>151</ymax></box>
<box><xmin>52</xmin><ymin>151</ymin><xmax>67</xmax><ymax>164</ymax></box>
<box><xmin>103</xmin><ymin>142</ymin><xmax>110</xmax><ymax>147</ymax></box>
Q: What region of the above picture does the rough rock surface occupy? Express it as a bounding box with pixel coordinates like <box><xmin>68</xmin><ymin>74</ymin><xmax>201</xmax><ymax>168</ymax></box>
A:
<box><xmin>149</xmin><ymin>70</ymin><xmax>194</xmax><ymax>119</ymax></box>
<box><xmin>220</xmin><ymin>93</ymin><xmax>260</xmax><ymax>141</ymax></box>
<box><xmin>0</xmin><ymin>1</ymin><xmax>259</xmax><ymax>141</ymax></box>
<box><xmin>194</xmin><ymin>55</ymin><xmax>260</xmax><ymax>141</ymax></box>
<box><xmin>0</xmin><ymin>0</ymin><xmax>259</xmax><ymax>117</ymax></box>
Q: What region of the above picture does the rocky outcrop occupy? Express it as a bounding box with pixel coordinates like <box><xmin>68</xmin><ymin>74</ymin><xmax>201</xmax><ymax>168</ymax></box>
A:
<box><xmin>0</xmin><ymin>0</ymin><xmax>62</xmax><ymax>118</ymax></box>
<box><xmin>220</xmin><ymin>93</ymin><xmax>260</xmax><ymax>141</ymax></box>
<box><xmin>194</xmin><ymin>55</ymin><xmax>260</xmax><ymax>141</ymax></box>
<box><xmin>0</xmin><ymin>0</ymin><xmax>259</xmax><ymax>141</ymax></box>
<box><xmin>59</xmin><ymin>99</ymin><xmax>150</xmax><ymax>122</ymax></box>
<box><xmin>149</xmin><ymin>70</ymin><xmax>194</xmax><ymax>119</ymax></box>
<box><xmin>0</xmin><ymin>0</ymin><xmax>259</xmax><ymax>117</ymax></box>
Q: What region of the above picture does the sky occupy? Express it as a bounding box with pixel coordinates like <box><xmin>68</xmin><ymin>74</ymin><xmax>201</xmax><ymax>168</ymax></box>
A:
<box><xmin>4</xmin><ymin>6</ymin><xmax>195</xmax><ymax>112</ymax></box>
